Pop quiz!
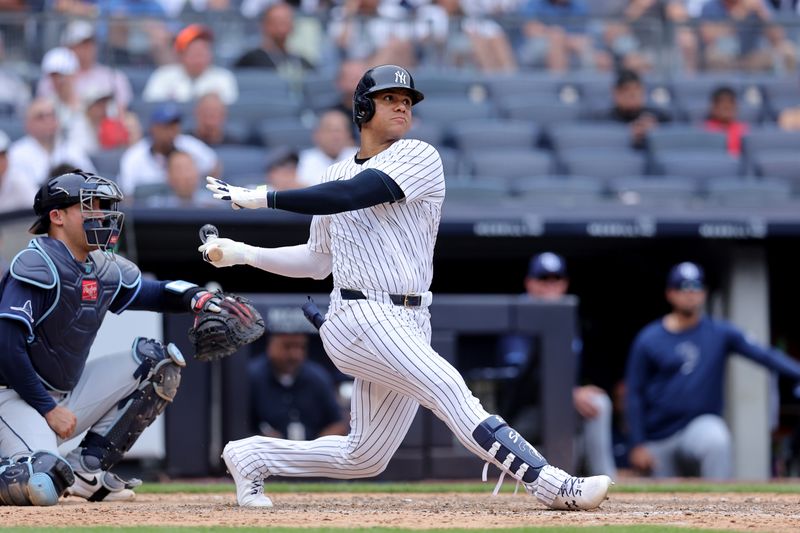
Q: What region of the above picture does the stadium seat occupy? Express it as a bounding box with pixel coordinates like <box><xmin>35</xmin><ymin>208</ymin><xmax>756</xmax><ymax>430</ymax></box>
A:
<box><xmin>558</xmin><ymin>148</ymin><xmax>646</xmax><ymax>179</ymax></box>
<box><xmin>743</xmin><ymin>128</ymin><xmax>800</xmax><ymax>153</ymax></box>
<box><xmin>449</xmin><ymin>119</ymin><xmax>538</xmax><ymax>151</ymax></box>
<box><xmin>233</xmin><ymin>69</ymin><xmax>292</xmax><ymax>98</ymax></box>
<box><xmin>547</xmin><ymin>123</ymin><xmax>631</xmax><ymax>152</ymax></box>
<box><xmin>302</xmin><ymin>73</ymin><xmax>339</xmax><ymax>112</ymax></box>
<box><xmin>408</xmin><ymin>121</ymin><xmax>445</xmax><ymax>147</ymax></box>
<box><xmin>485</xmin><ymin>73</ymin><xmax>568</xmax><ymax>102</ymax></box>
<box><xmin>413</xmin><ymin>97</ymin><xmax>496</xmax><ymax>124</ymax></box>
<box><xmin>90</xmin><ymin>148</ymin><xmax>127</xmax><ymax>181</ymax></box>
<box><xmin>258</xmin><ymin>119</ymin><xmax>314</xmax><ymax>149</ymax></box>
<box><xmin>119</xmin><ymin>66</ymin><xmax>154</xmax><ymax>95</ymax></box>
<box><xmin>226</xmin><ymin>100</ymin><xmax>302</xmax><ymax>123</ymax></box>
<box><xmin>754</xmin><ymin>152</ymin><xmax>800</xmax><ymax>192</ymax></box>
<box><xmin>514</xmin><ymin>176</ymin><xmax>607</xmax><ymax>207</ymax></box>
<box><xmin>445</xmin><ymin>179</ymin><xmax>510</xmax><ymax>202</ymax></box>
<box><xmin>413</xmin><ymin>70</ymin><xmax>486</xmax><ymax>99</ymax></box>
<box><xmin>438</xmin><ymin>146</ymin><xmax>462</xmax><ymax>176</ymax></box>
<box><xmin>608</xmin><ymin>176</ymin><xmax>700</xmax><ymax>207</ymax></box>
<box><xmin>0</xmin><ymin>116</ymin><xmax>26</xmax><ymax>141</ymax></box>
<box><xmin>497</xmin><ymin>98</ymin><xmax>583</xmax><ymax>124</ymax></box>
<box><xmin>216</xmin><ymin>145</ymin><xmax>266</xmax><ymax>179</ymax></box>
<box><xmin>466</xmin><ymin>149</ymin><xmax>553</xmax><ymax>180</ymax></box>
<box><xmin>647</xmin><ymin>126</ymin><xmax>728</xmax><ymax>152</ymax></box>
<box><xmin>654</xmin><ymin>151</ymin><xmax>742</xmax><ymax>180</ymax></box>
<box><xmin>705</xmin><ymin>177</ymin><xmax>793</xmax><ymax>208</ymax></box>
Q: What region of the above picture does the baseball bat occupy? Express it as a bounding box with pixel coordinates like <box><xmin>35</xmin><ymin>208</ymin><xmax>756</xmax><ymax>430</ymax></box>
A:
<box><xmin>199</xmin><ymin>224</ymin><xmax>222</xmax><ymax>262</ymax></box>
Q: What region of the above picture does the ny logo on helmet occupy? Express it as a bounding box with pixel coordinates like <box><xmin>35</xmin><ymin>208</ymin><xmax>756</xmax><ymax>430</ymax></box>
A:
<box><xmin>394</xmin><ymin>70</ymin><xmax>407</xmax><ymax>85</ymax></box>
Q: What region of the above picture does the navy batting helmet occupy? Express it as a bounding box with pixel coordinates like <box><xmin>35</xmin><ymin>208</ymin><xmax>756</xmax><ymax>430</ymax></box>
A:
<box><xmin>352</xmin><ymin>65</ymin><xmax>424</xmax><ymax>128</ymax></box>
<box><xmin>30</xmin><ymin>170</ymin><xmax>124</xmax><ymax>252</ymax></box>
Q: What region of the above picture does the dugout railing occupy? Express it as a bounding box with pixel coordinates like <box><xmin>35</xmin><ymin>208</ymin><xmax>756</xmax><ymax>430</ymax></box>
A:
<box><xmin>161</xmin><ymin>294</ymin><xmax>578</xmax><ymax>479</ymax></box>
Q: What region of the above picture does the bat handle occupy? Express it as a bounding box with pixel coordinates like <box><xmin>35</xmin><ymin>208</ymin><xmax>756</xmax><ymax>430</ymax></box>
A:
<box><xmin>200</xmin><ymin>224</ymin><xmax>220</xmax><ymax>263</ymax></box>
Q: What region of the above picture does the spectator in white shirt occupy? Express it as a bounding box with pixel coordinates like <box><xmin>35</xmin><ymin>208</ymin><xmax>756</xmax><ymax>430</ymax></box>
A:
<box><xmin>39</xmin><ymin>47</ymin><xmax>82</xmax><ymax>137</ymax></box>
<box><xmin>69</xmin><ymin>86</ymin><xmax>142</xmax><ymax>156</ymax></box>
<box><xmin>297</xmin><ymin>108</ymin><xmax>358</xmax><ymax>186</ymax></box>
<box><xmin>7</xmin><ymin>97</ymin><xmax>95</xmax><ymax>190</ymax></box>
<box><xmin>118</xmin><ymin>102</ymin><xmax>219</xmax><ymax>198</ymax></box>
<box><xmin>0</xmin><ymin>130</ymin><xmax>36</xmax><ymax>213</ymax></box>
<box><xmin>37</xmin><ymin>20</ymin><xmax>134</xmax><ymax>112</ymax></box>
<box><xmin>143</xmin><ymin>23</ymin><xmax>239</xmax><ymax>104</ymax></box>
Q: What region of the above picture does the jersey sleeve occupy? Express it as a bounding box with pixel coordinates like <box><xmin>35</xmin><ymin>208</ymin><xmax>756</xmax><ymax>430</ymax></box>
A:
<box><xmin>0</xmin><ymin>275</ymin><xmax>55</xmax><ymax>341</ymax></box>
<box><xmin>306</xmin><ymin>165</ymin><xmax>334</xmax><ymax>253</ymax></box>
<box><xmin>372</xmin><ymin>140</ymin><xmax>445</xmax><ymax>203</ymax></box>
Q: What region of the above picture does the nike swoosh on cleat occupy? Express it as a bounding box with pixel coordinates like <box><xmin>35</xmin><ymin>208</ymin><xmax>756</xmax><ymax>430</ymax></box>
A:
<box><xmin>74</xmin><ymin>472</ymin><xmax>99</xmax><ymax>486</ymax></box>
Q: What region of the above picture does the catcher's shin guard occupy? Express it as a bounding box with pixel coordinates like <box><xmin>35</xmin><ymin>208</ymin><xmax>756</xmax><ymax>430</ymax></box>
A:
<box><xmin>78</xmin><ymin>338</ymin><xmax>185</xmax><ymax>471</ymax></box>
<box><xmin>473</xmin><ymin>415</ymin><xmax>548</xmax><ymax>489</ymax></box>
<box><xmin>0</xmin><ymin>452</ymin><xmax>74</xmax><ymax>506</ymax></box>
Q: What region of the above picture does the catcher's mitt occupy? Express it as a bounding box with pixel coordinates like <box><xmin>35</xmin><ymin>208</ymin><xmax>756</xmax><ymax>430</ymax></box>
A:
<box><xmin>188</xmin><ymin>292</ymin><xmax>265</xmax><ymax>362</ymax></box>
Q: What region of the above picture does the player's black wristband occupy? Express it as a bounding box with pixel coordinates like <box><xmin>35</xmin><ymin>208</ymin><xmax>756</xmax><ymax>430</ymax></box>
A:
<box><xmin>267</xmin><ymin>169</ymin><xmax>405</xmax><ymax>215</ymax></box>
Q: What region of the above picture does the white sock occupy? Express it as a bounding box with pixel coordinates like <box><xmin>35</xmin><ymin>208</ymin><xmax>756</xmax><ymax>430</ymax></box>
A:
<box><xmin>532</xmin><ymin>465</ymin><xmax>570</xmax><ymax>506</ymax></box>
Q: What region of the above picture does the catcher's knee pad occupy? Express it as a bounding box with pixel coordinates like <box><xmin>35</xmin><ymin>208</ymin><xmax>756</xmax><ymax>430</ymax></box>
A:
<box><xmin>472</xmin><ymin>415</ymin><xmax>548</xmax><ymax>484</ymax></box>
<box><xmin>0</xmin><ymin>451</ymin><xmax>74</xmax><ymax>506</ymax></box>
<box><xmin>79</xmin><ymin>338</ymin><xmax>185</xmax><ymax>471</ymax></box>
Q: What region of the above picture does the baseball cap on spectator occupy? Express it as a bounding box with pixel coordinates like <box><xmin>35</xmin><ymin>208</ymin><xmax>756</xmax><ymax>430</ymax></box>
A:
<box><xmin>41</xmin><ymin>47</ymin><xmax>79</xmax><ymax>76</ymax></box>
<box><xmin>666</xmin><ymin>262</ymin><xmax>705</xmax><ymax>290</ymax></box>
<box><xmin>150</xmin><ymin>102</ymin><xmax>183</xmax><ymax>126</ymax></box>
<box><xmin>174</xmin><ymin>24</ymin><xmax>213</xmax><ymax>53</ymax></box>
<box><xmin>61</xmin><ymin>19</ymin><xmax>95</xmax><ymax>47</ymax></box>
<box><xmin>82</xmin><ymin>85</ymin><xmax>114</xmax><ymax>107</ymax></box>
<box><xmin>528</xmin><ymin>252</ymin><xmax>567</xmax><ymax>279</ymax></box>
<box><xmin>615</xmin><ymin>69</ymin><xmax>641</xmax><ymax>88</ymax></box>
<box><xmin>264</xmin><ymin>146</ymin><xmax>299</xmax><ymax>171</ymax></box>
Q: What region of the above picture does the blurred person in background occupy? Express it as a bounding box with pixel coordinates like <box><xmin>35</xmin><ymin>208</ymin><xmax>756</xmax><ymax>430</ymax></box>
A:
<box><xmin>0</xmin><ymin>130</ymin><xmax>36</xmax><ymax>213</ymax></box>
<box><xmin>69</xmin><ymin>87</ymin><xmax>141</xmax><ymax>155</ymax></box>
<box><xmin>37</xmin><ymin>20</ymin><xmax>134</xmax><ymax>113</ymax></box>
<box><xmin>234</xmin><ymin>2</ymin><xmax>315</xmax><ymax>73</ymax></box>
<box><xmin>249</xmin><ymin>308</ymin><xmax>348</xmax><ymax>440</ymax></box>
<box><xmin>143</xmin><ymin>23</ymin><xmax>239</xmax><ymax>104</ymax></box>
<box><xmin>39</xmin><ymin>47</ymin><xmax>82</xmax><ymax>135</ymax></box>
<box><xmin>703</xmin><ymin>86</ymin><xmax>749</xmax><ymax>156</ymax></box>
<box><xmin>264</xmin><ymin>146</ymin><xmax>303</xmax><ymax>191</ymax></box>
<box><xmin>142</xmin><ymin>150</ymin><xmax>211</xmax><ymax>207</ymax></box>
<box><xmin>118</xmin><ymin>102</ymin><xmax>219</xmax><ymax>197</ymax></box>
<box><xmin>0</xmin><ymin>31</ymin><xmax>32</xmax><ymax>117</ymax></box>
<box><xmin>498</xmin><ymin>252</ymin><xmax>617</xmax><ymax>478</ymax></box>
<box><xmin>7</xmin><ymin>98</ymin><xmax>94</xmax><ymax>189</ymax></box>
<box><xmin>190</xmin><ymin>92</ymin><xmax>246</xmax><ymax>146</ymax></box>
<box><xmin>603</xmin><ymin>69</ymin><xmax>671</xmax><ymax>149</ymax></box>
<box><xmin>297</xmin><ymin>109</ymin><xmax>357</xmax><ymax>186</ymax></box>
<box><xmin>625</xmin><ymin>261</ymin><xmax>800</xmax><ymax>479</ymax></box>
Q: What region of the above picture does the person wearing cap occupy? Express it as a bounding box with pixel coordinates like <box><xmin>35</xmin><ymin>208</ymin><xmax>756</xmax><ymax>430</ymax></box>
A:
<box><xmin>0</xmin><ymin>129</ymin><xmax>36</xmax><ymax>213</ymax></box>
<box><xmin>37</xmin><ymin>20</ymin><xmax>133</xmax><ymax>112</ymax></box>
<box><xmin>38</xmin><ymin>47</ymin><xmax>82</xmax><ymax>133</ymax></box>
<box><xmin>497</xmin><ymin>252</ymin><xmax>617</xmax><ymax>479</ymax></box>
<box><xmin>7</xmin><ymin>97</ymin><xmax>95</xmax><ymax>190</ymax></box>
<box><xmin>624</xmin><ymin>261</ymin><xmax>800</xmax><ymax>479</ymax></box>
<box><xmin>118</xmin><ymin>102</ymin><xmax>219</xmax><ymax>197</ymax></box>
<box><xmin>143</xmin><ymin>23</ymin><xmax>238</xmax><ymax>105</ymax></box>
<box><xmin>600</xmin><ymin>69</ymin><xmax>671</xmax><ymax>150</ymax></box>
<box><xmin>249</xmin><ymin>308</ymin><xmax>348</xmax><ymax>441</ymax></box>
<box><xmin>297</xmin><ymin>109</ymin><xmax>358</xmax><ymax>187</ymax></box>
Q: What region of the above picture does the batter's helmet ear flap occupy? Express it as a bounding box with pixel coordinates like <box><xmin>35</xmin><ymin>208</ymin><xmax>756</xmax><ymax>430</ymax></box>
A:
<box><xmin>353</xmin><ymin>92</ymin><xmax>375</xmax><ymax>129</ymax></box>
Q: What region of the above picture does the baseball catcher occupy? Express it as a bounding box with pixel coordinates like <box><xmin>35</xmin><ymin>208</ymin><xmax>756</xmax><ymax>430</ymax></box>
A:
<box><xmin>0</xmin><ymin>170</ymin><xmax>258</xmax><ymax>506</ymax></box>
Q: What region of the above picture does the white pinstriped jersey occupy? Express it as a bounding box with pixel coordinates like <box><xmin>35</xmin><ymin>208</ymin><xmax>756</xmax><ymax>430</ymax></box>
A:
<box><xmin>307</xmin><ymin>139</ymin><xmax>445</xmax><ymax>295</ymax></box>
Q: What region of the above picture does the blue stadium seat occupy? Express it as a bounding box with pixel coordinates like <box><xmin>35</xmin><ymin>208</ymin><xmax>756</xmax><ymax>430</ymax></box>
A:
<box><xmin>754</xmin><ymin>152</ymin><xmax>800</xmax><ymax>192</ymax></box>
<box><xmin>654</xmin><ymin>151</ymin><xmax>742</xmax><ymax>179</ymax></box>
<box><xmin>743</xmin><ymin>127</ymin><xmax>800</xmax><ymax>153</ymax></box>
<box><xmin>705</xmin><ymin>177</ymin><xmax>793</xmax><ymax>207</ymax></box>
<box><xmin>227</xmin><ymin>100</ymin><xmax>302</xmax><ymax>123</ymax></box>
<box><xmin>608</xmin><ymin>176</ymin><xmax>700</xmax><ymax>207</ymax></box>
<box><xmin>408</xmin><ymin>121</ymin><xmax>445</xmax><ymax>147</ymax></box>
<box><xmin>547</xmin><ymin>123</ymin><xmax>631</xmax><ymax>152</ymax></box>
<box><xmin>302</xmin><ymin>73</ymin><xmax>339</xmax><ymax>112</ymax></box>
<box><xmin>449</xmin><ymin>120</ymin><xmax>538</xmax><ymax>151</ymax></box>
<box><xmin>445</xmin><ymin>179</ymin><xmax>510</xmax><ymax>202</ymax></box>
<box><xmin>413</xmin><ymin>70</ymin><xmax>486</xmax><ymax>99</ymax></box>
<box><xmin>438</xmin><ymin>146</ymin><xmax>462</xmax><ymax>176</ymax></box>
<box><xmin>485</xmin><ymin>73</ymin><xmax>568</xmax><ymax>102</ymax></box>
<box><xmin>467</xmin><ymin>149</ymin><xmax>553</xmax><ymax>180</ymax></box>
<box><xmin>514</xmin><ymin>176</ymin><xmax>607</xmax><ymax>207</ymax></box>
<box><xmin>413</xmin><ymin>97</ymin><xmax>495</xmax><ymax>124</ymax></box>
<box><xmin>90</xmin><ymin>148</ymin><xmax>127</xmax><ymax>181</ymax></box>
<box><xmin>233</xmin><ymin>69</ymin><xmax>292</xmax><ymax>98</ymax></box>
<box><xmin>258</xmin><ymin>119</ymin><xmax>314</xmax><ymax>149</ymax></box>
<box><xmin>216</xmin><ymin>145</ymin><xmax>266</xmax><ymax>180</ymax></box>
<box><xmin>497</xmin><ymin>98</ymin><xmax>583</xmax><ymax>123</ymax></box>
<box><xmin>120</xmin><ymin>66</ymin><xmax>154</xmax><ymax>95</ymax></box>
<box><xmin>0</xmin><ymin>116</ymin><xmax>25</xmax><ymax>141</ymax></box>
<box><xmin>558</xmin><ymin>148</ymin><xmax>646</xmax><ymax>179</ymax></box>
<box><xmin>647</xmin><ymin>126</ymin><xmax>728</xmax><ymax>152</ymax></box>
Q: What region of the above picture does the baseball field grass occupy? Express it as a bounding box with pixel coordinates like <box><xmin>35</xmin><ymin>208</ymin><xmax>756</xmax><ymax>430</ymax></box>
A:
<box><xmin>2</xmin><ymin>480</ymin><xmax>799</xmax><ymax>532</ymax></box>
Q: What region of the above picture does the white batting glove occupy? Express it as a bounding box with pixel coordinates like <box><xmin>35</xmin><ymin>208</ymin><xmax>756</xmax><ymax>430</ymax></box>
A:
<box><xmin>197</xmin><ymin>238</ymin><xmax>252</xmax><ymax>268</ymax></box>
<box><xmin>206</xmin><ymin>176</ymin><xmax>268</xmax><ymax>210</ymax></box>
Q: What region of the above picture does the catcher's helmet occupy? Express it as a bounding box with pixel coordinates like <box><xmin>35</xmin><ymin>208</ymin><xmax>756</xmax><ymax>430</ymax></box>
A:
<box><xmin>30</xmin><ymin>170</ymin><xmax>124</xmax><ymax>252</ymax></box>
<box><xmin>352</xmin><ymin>64</ymin><xmax>424</xmax><ymax>128</ymax></box>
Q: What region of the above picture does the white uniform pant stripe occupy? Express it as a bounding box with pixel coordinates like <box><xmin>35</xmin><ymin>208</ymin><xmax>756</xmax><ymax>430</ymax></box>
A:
<box><xmin>225</xmin><ymin>300</ymin><xmax>528</xmax><ymax>480</ymax></box>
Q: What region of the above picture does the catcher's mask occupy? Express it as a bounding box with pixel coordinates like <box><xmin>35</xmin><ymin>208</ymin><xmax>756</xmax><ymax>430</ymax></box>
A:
<box><xmin>352</xmin><ymin>64</ymin><xmax>424</xmax><ymax>129</ymax></box>
<box><xmin>29</xmin><ymin>170</ymin><xmax>124</xmax><ymax>252</ymax></box>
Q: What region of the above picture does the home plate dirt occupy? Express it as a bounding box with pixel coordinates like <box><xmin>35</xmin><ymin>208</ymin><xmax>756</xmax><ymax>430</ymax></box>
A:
<box><xmin>2</xmin><ymin>492</ymin><xmax>799</xmax><ymax>531</ymax></box>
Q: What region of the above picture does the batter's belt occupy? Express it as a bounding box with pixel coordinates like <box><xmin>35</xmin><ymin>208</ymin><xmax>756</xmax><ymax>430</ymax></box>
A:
<box><xmin>340</xmin><ymin>288</ymin><xmax>428</xmax><ymax>308</ymax></box>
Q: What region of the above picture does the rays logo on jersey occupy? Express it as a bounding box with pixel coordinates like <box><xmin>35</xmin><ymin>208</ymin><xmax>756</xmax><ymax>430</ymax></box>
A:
<box><xmin>10</xmin><ymin>300</ymin><xmax>34</xmax><ymax>322</ymax></box>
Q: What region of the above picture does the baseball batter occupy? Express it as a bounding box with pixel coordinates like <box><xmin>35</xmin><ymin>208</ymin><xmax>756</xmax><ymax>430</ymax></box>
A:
<box><xmin>0</xmin><ymin>171</ymin><xmax>226</xmax><ymax>505</ymax></box>
<box><xmin>201</xmin><ymin>65</ymin><xmax>613</xmax><ymax>510</ymax></box>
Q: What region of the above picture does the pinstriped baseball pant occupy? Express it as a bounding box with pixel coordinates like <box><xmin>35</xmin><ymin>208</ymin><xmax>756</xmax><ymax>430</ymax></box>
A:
<box><xmin>225</xmin><ymin>296</ymin><xmax>503</xmax><ymax>480</ymax></box>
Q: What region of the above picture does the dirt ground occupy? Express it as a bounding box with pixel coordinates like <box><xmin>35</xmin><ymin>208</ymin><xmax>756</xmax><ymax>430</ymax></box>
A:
<box><xmin>3</xmin><ymin>492</ymin><xmax>800</xmax><ymax>531</ymax></box>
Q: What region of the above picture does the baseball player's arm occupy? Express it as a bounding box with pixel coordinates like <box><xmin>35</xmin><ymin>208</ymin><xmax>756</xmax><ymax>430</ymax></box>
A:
<box><xmin>119</xmin><ymin>278</ymin><xmax>222</xmax><ymax>314</ymax></box>
<box><xmin>206</xmin><ymin>169</ymin><xmax>404</xmax><ymax>214</ymax></box>
<box><xmin>0</xmin><ymin>320</ymin><xmax>58</xmax><ymax>416</ymax></box>
<box><xmin>725</xmin><ymin>322</ymin><xmax>800</xmax><ymax>380</ymax></box>
<box><xmin>198</xmin><ymin>241</ymin><xmax>332</xmax><ymax>279</ymax></box>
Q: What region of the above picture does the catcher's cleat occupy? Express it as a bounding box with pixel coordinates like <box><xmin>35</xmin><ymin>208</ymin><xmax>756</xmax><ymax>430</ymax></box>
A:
<box><xmin>222</xmin><ymin>444</ymin><xmax>272</xmax><ymax>508</ymax></box>
<box><xmin>67</xmin><ymin>470</ymin><xmax>140</xmax><ymax>502</ymax></box>
<box><xmin>532</xmin><ymin>466</ymin><xmax>613</xmax><ymax>511</ymax></box>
